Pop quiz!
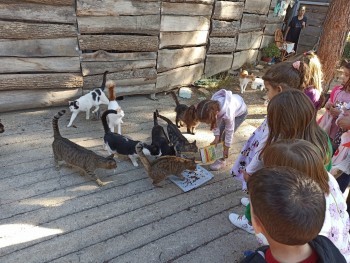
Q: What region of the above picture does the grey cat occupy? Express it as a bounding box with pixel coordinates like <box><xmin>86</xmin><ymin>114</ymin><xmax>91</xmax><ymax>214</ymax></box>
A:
<box><xmin>52</xmin><ymin>110</ymin><xmax>117</xmax><ymax>186</ymax></box>
<box><xmin>135</xmin><ymin>142</ymin><xmax>197</xmax><ymax>186</ymax></box>
<box><xmin>156</xmin><ymin>110</ymin><xmax>198</xmax><ymax>154</ymax></box>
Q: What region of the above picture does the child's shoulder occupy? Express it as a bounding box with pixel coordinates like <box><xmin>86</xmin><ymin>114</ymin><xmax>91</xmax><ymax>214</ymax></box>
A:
<box><xmin>240</xmin><ymin>246</ymin><xmax>269</xmax><ymax>263</ymax></box>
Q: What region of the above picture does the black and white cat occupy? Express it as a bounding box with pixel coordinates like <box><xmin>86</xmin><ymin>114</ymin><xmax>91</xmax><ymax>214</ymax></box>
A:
<box><xmin>67</xmin><ymin>71</ymin><xmax>110</xmax><ymax>127</ymax></box>
<box><xmin>101</xmin><ymin>110</ymin><xmax>161</xmax><ymax>166</ymax></box>
<box><xmin>151</xmin><ymin>111</ymin><xmax>176</xmax><ymax>156</ymax></box>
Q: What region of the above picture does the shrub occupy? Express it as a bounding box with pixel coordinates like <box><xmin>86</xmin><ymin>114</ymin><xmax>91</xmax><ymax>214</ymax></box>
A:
<box><xmin>262</xmin><ymin>43</ymin><xmax>281</xmax><ymax>58</ymax></box>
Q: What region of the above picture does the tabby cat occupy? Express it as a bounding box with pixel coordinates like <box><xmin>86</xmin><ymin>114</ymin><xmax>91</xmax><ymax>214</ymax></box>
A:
<box><xmin>151</xmin><ymin>111</ymin><xmax>176</xmax><ymax>156</ymax></box>
<box><xmin>0</xmin><ymin>119</ymin><xmax>4</xmax><ymax>133</ymax></box>
<box><xmin>135</xmin><ymin>142</ymin><xmax>197</xmax><ymax>186</ymax></box>
<box><xmin>156</xmin><ymin>110</ymin><xmax>198</xmax><ymax>154</ymax></box>
<box><xmin>102</xmin><ymin>110</ymin><xmax>161</xmax><ymax>166</ymax></box>
<box><xmin>169</xmin><ymin>91</ymin><xmax>200</xmax><ymax>134</ymax></box>
<box><xmin>67</xmin><ymin>71</ymin><xmax>110</xmax><ymax>127</ymax></box>
<box><xmin>52</xmin><ymin>110</ymin><xmax>117</xmax><ymax>186</ymax></box>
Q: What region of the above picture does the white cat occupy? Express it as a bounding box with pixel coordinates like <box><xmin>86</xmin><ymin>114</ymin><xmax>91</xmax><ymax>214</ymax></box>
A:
<box><xmin>67</xmin><ymin>71</ymin><xmax>109</xmax><ymax>127</ymax></box>
<box><xmin>251</xmin><ymin>77</ymin><xmax>265</xmax><ymax>91</ymax></box>
<box><xmin>106</xmin><ymin>80</ymin><xmax>125</xmax><ymax>134</ymax></box>
<box><xmin>239</xmin><ymin>70</ymin><xmax>255</xmax><ymax>94</ymax></box>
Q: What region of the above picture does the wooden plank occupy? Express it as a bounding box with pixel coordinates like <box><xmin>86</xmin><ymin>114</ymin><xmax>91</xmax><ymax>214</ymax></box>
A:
<box><xmin>161</xmin><ymin>15</ymin><xmax>210</xmax><ymax>32</ymax></box>
<box><xmin>0</xmin><ymin>21</ymin><xmax>76</xmax><ymax>39</ymax></box>
<box><xmin>0</xmin><ymin>0</ymin><xmax>75</xmax><ymax>5</ymax></box>
<box><xmin>236</xmin><ymin>31</ymin><xmax>263</xmax><ymax>51</ymax></box>
<box><xmin>264</xmin><ymin>23</ymin><xmax>282</xmax><ymax>36</ymax></box>
<box><xmin>157</xmin><ymin>46</ymin><xmax>206</xmax><ymax>72</ymax></box>
<box><xmin>212</xmin><ymin>1</ymin><xmax>244</xmax><ymax>21</ymax></box>
<box><xmin>77</xmin><ymin>15</ymin><xmax>160</xmax><ymax>35</ymax></box>
<box><xmin>301</xmin><ymin>26</ymin><xmax>322</xmax><ymax>37</ymax></box>
<box><xmin>0</xmin><ymin>57</ymin><xmax>80</xmax><ymax>74</ymax></box>
<box><xmin>87</xmin><ymin>84</ymin><xmax>157</xmax><ymax>97</ymax></box>
<box><xmin>78</xmin><ymin>35</ymin><xmax>159</xmax><ymax>52</ymax></box>
<box><xmin>231</xmin><ymin>49</ymin><xmax>259</xmax><ymax>70</ymax></box>
<box><xmin>81</xmin><ymin>60</ymin><xmax>156</xmax><ymax>76</ymax></box>
<box><xmin>0</xmin><ymin>3</ymin><xmax>76</xmax><ymax>23</ymax></box>
<box><xmin>204</xmin><ymin>54</ymin><xmax>233</xmax><ymax>77</ymax></box>
<box><xmin>240</xmin><ymin>14</ymin><xmax>267</xmax><ymax>31</ymax></box>
<box><xmin>83</xmin><ymin>68</ymin><xmax>157</xmax><ymax>89</ymax></box>
<box><xmin>0</xmin><ymin>89</ymin><xmax>82</xmax><ymax>113</ymax></box>
<box><xmin>161</xmin><ymin>2</ymin><xmax>212</xmax><ymax>16</ymax></box>
<box><xmin>161</xmin><ymin>0</ymin><xmax>214</xmax><ymax>3</ymax></box>
<box><xmin>77</xmin><ymin>0</ymin><xmax>160</xmax><ymax>16</ymax></box>
<box><xmin>208</xmin><ymin>37</ymin><xmax>236</xmax><ymax>54</ymax></box>
<box><xmin>0</xmin><ymin>73</ymin><xmax>83</xmax><ymax>91</ymax></box>
<box><xmin>80</xmin><ymin>51</ymin><xmax>157</xmax><ymax>62</ymax></box>
<box><xmin>156</xmin><ymin>63</ymin><xmax>204</xmax><ymax>91</ymax></box>
<box><xmin>298</xmin><ymin>34</ymin><xmax>318</xmax><ymax>46</ymax></box>
<box><xmin>244</xmin><ymin>0</ymin><xmax>270</xmax><ymax>15</ymax></box>
<box><xmin>0</xmin><ymin>38</ymin><xmax>79</xmax><ymax>57</ymax></box>
<box><xmin>160</xmin><ymin>31</ymin><xmax>208</xmax><ymax>48</ymax></box>
<box><xmin>210</xmin><ymin>20</ymin><xmax>239</xmax><ymax>37</ymax></box>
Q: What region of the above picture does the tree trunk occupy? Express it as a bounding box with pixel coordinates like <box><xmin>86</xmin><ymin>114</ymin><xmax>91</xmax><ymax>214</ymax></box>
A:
<box><xmin>317</xmin><ymin>0</ymin><xmax>350</xmax><ymax>88</ymax></box>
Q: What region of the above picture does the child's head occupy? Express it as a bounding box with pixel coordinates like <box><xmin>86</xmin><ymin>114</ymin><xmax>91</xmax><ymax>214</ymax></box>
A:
<box><xmin>262</xmin><ymin>61</ymin><xmax>308</xmax><ymax>100</ymax></box>
<box><xmin>248</xmin><ymin>166</ymin><xmax>325</xmax><ymax>245</ymax></box>
<box><xmin>303</xmin><ymin>51</ymin><xmax>323</xmax><ymax>93</ymax></box>
<box><xmin>196</xmin><ymin>100</ymin><xmax>220</xmax><ymax>130</ymax></box>
<box><xmin>262</xmin><ymin>89</ymin><xmax>330</xmax><ymax>165</ymax></box>
<box><xmin>262</xmin><ymin>139</ymin><xmax>329</xmax><ymax>194</ymax></box>
<box><xmin>342</xmin><ymin>62</ymin><xmax>350</xmax><ymax>90</ymax></box>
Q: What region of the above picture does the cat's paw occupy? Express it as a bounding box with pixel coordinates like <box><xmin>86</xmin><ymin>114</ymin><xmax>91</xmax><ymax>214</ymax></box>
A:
<box><xmin>96</xmin><ymin>179</ymin><xmax>106</xmax><ymax>187</ymax></box>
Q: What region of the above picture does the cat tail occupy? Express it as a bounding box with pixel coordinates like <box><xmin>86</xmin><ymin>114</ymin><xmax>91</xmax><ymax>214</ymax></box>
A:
<box><xmin>101</xmin><ymin>109</ymin><xmax>118</xmax><ymax>134</ymax></box>
<box><xmin>52</xmin><ymin>110</ymin><xmax>66</xmax><ymax>138</ymax></box>
<box><xmin>153</xmin><ymin>111</ymin><xmax>158</xmax><ymax>126</ymax></box>
<box><xmin>169</xmin><ymin>91</ymin><xmax>180</xmax><ymax>106</ymax></box>
<box><xmin>135</xmin><ymin>142</ymin><xmax>152</xmax><ymax>172</ymax></box>
<box><xmin>107</xmin><ymin>80</ymin><xmax>116</xmax><ymax>101</ymax></box>
<box><xmin>155</xmin><ymin>110</ymin><xmax>173</xmax><ymax>125</ymax></box>
<box><xmin>100</xmin><ymin>71</ymin><xmax>109</xmax><ymax>91</ymax></box>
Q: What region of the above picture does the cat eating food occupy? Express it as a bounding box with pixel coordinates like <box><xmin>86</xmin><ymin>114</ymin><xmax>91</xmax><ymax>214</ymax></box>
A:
<box><xmin>151</xmin><ymin>111</ymin><xmax>176</xmax><ymax>156</ymax></box>
<box><xmin>156</xmin><ymin>110</ymin><xmax>198</xmax><ymax>154</ymax></box>
<box><xmin>106</xmin><ymin>80</ymin><xmax>124</xmax><ymax>134</ymax></box>
<box><xmin>67</xmin><ymin>71</ymin><xmax>110</xmax><ymax>127</ymax></box>
<box><xmin>169</xmin><ymin>91</ymin><xmax>200</xmax><ymax>134</ymax></box>
<box><xmin>102</xmin><ymin>110</ymin><xmax>161</xmax><ymax>166</ymax></box>
<box><xmin>52</xmin><ymin>110</ymin><xmax>117</xmax><ymax>186</ymax></box>
<box><xmin>135</xmin><ymin>142</ymin><xmax>197</xmax><ymax>186</ymax></box>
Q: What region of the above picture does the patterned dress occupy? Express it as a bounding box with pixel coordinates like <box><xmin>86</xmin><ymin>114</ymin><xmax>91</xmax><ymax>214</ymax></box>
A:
<box><xmin>230</xmin><ymin>118</ymin><xmax>269</xmax><ymax>191</ymax></box>
<box><xmin>322</xmin><ymin>173</ymin><xmax>350</xmax><ymax>262</ymax></box>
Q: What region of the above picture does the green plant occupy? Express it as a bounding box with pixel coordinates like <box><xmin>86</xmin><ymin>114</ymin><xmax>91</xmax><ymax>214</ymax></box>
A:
<box><xmin>262</xmin><ymin>43</ymin><xmax>281</xmax><ymax>58</ymax></box>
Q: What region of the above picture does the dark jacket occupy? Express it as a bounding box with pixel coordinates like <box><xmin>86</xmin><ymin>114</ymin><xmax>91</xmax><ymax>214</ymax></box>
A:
<box><xmin>241</xmin><ymin>235</ymin><xmax>346</xmax><ymax>263</ymax></box>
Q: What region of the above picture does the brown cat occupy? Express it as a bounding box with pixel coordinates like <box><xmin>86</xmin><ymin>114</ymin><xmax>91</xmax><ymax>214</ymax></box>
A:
<box><xmin>169</xmin><ymin>91</ymin><xmax>200</xmax><ymax>134</ymax></box>
<box><xmin>52</xmin><ymin>110</ymin><xmax>117</xmax><ymax>186</ymax></box>
<box><xmin>135</xmin><ymin>142</ymin><xmax>197</xmax><ymax>186</ymax></box>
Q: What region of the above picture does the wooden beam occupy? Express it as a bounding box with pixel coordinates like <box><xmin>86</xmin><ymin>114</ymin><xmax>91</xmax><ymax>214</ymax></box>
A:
<box><xmin>208</xmin><ymin>38</ymin><xmax>236</xmax><ymax>54</ymax></box>
<box><xmin>210</xmin><ymin>20</ymin><xmax>239</xmax><ymax>37</ymax></box>
<box><xmin>77</xmin><ymin>15</ymin><xmax>160</xmax><ymax>35</ymax></box>
<box><xmin>160</xmin><ymin>31</ymin><xmax>208</xmax><ymax>48</ymax></box>
<box><xmin>161</xmin><ymin>2</ymin><xmax>212</xmax><ymax>16</ymax></box>
<box><xmin>0</xmin><ymin>3</ymin><xmax>76</xmax><ymax>23</ymax></box>
<box><xmin>0</xmin><ymin>0</ymin><xmax>75</xmax><ymax>5</ymax></box>
<box><xmin>157</xmin><ymin>46</ymin><xmax>206</xmax><ymax>72</ymax></box>
<box><xmin>77</xmin><ymin>0</ymin><xmax>160</xmax><ymax>16</ymax></box>
<box><xmin>161</xmin><ymin>15</ymin><xmax>210</xmax><ymax>31</ymax></box>
<box><xmin>0</xmin><ymin>57</ymin><xmax>80</xmax><ymax>74</ymax></box>
<box><xmin>0</xmin><ymin>38</ymin><xmax>79</xmax><ymax>57</ymax></box>
<box><xmin>78</xmin><ymin>35</ymin><xmax>159</xmax><ymax>52</ymax></box>
<box><xmin>212</xmin><ymin>1</ymin><xmax>244</xmax><ymax>21</ymax></box>
<box><xmin>81</xmin><ymin>60</ymin><xmax>156</xmax><ymax>76</ymax></box>
<box><xmin>0</xmin><ymin>21</ymin><xmax>76</xmax><ymax>39</ymax></box>
<box><xmin>0</xmin><ymin>89</ymin><xmax>82</xmax><ymax>113</ymax></box>
<box><xmin>80</xmin><ymin>51</ymin><xmax>157</xmax><ymax>62</ymax></box>
<box><xmin>0</xmin><ymin>73</ymin><xmax>83</xmax><ymax>91</ymax></box>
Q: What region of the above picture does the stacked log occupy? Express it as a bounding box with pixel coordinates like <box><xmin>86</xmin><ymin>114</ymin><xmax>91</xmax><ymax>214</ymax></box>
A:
<box><xmin>0</xmin><ymin>0</ymin><xmax>82</xmax><ymax>112</ymax></box>
<box><xmin>76</xmin><ymin>0</ymin><xmax>160</xmax><ymax>97</ymax></box>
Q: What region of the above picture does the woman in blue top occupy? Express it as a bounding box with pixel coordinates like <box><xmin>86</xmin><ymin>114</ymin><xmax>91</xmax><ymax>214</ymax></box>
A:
<box><xmin>284</xmin><ymin>6</ymin><xmax>307</xmax><ymax>51</ymax></box>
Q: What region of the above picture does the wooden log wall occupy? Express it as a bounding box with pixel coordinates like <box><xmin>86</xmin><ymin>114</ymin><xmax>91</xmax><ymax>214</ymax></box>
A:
<box><xmin>0</xmin><ymin>0</ymin><xmax>295</xmax><ymax>112</ymax></box>
<box><xmin>0</xmin><ymin>0</ymin><xmax>82</xmax><ymax>112</ymax></box>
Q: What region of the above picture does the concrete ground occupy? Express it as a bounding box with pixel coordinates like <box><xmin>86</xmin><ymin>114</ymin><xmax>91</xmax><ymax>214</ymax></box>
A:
<box><xmin>0</xmin><ymin>90</ymin><xmax>265</xmax><ymax>263</ymax></box>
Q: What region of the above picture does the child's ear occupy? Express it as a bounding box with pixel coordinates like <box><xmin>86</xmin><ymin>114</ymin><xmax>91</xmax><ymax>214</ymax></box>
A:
<box><xmin>276</xmin><ymin>86</ymin><xmax>283</xmax><ymax>93</ymax></box>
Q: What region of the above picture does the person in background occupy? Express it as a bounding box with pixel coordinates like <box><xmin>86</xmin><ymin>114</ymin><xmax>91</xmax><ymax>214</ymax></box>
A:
<box><xmin>284</xmin><ymin>6</ymin><xmax>307</xmax><ymax>52</ymax></box>
<box><xmin>240</xmin><ymin>166</ymin><xmax>346</xmax><ymax>263</ymax></box>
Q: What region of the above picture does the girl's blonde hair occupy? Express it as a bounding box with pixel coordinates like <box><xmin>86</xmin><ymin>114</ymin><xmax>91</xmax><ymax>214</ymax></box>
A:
<box><xmin>262</xmin><ymin>61</ymin><xmax>308</xmax><ymax>91</ymax></box>
<box><xmin>196</xmin><ymin>100</ymin><xmax>220</xmax><ymax>130</ymax></box>
<box><xmin>262</xmin><ymin>139</ymin><xmax>329</xmax><ymax>194</ymax></box>
<box><xmin>261</xmin><ymin>90</ymin><xmax>330</xmax><ymax>166</ymax></box>
<box><xmin>303</xmin><ymin>51</ymin><xmax>324</xmax><ymax>93</ymax></box>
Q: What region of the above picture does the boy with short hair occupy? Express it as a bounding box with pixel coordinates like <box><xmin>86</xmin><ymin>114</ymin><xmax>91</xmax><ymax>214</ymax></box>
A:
<box><xmin>241</xmin><ymin>167</ymin><xmax>346</xmax><ymax>263</ymax></box>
